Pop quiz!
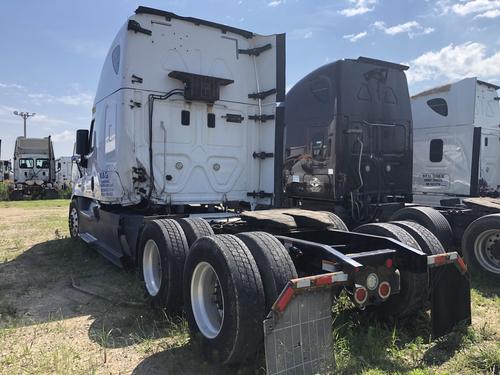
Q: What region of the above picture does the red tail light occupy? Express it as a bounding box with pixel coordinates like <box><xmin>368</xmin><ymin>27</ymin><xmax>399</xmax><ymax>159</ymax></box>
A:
<box><xmin>354</xmin><ymin>286</ymin><xmax>368</xmax><ymax>305</ymax></box>
<box><xmin>385</xmin><ymin>258</ymin><xmax>393</xmax><ymax>268</ymax></box>
<box><xmin>378</xmin><ymin>281</ymin><xmax>391</xmax><ymax>299</ymax></box>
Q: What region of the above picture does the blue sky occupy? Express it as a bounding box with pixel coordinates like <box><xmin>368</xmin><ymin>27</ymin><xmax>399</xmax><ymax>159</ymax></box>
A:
<box><xmin>1</xmin><ymin>0</ymin><xmax>499</xmax><ymax>158</ymax></box>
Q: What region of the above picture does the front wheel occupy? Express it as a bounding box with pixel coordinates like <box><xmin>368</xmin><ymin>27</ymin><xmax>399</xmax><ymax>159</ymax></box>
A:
<box><xmin>462</xmin><ymin>214</ymin><xmax>500</xmax><ymax>279</ymax></box>
<box><xmin>68</xmin><ymin>200</ymin><xmax>79</xmax><ymax>238</ymax></box>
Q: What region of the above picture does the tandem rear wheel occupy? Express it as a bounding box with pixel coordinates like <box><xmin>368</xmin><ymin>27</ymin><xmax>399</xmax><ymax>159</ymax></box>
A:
<box><xmin>462</xmin><ymin>214</ymin><xmax>500</xmax><ymax>279</ymax></box>
<box><xmin>138</xmin><ymin>219</ymin><xmax>189</xmax><ymax>313</ymax></box>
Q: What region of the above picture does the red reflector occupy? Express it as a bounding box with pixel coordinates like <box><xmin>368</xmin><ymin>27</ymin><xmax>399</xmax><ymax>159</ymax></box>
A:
<box><xmin>378</xmin><ymin>281</ymin><xmax>391</xmax><ymax>299</ymax></box>
<box><xmin>354</xmin><ymin>286</ymin><xmax>368</xmax><ymax>304</ymax></box>
<box><xmin>456</xmin><ymin>256</ymin><xmax>468</xmax><ymax>273</ymax></box>
<box><xmin>315</xmin><ymin>275</ymin><xmax>333</xmax><ymax>286</ymax></box>
<box><xmin>275</xmin><ymin>286</ymin><xmax>294</xmax><ymax>313</ymax></box>
<box><xmin>385</xmin><ymin>258</ymin><xmax>393</xmax><ymax>268</ymax></box>
<box><xmin>434</xmin><ymin>255</ymin><xmax>447</xmax><ymax>265</ymax></box>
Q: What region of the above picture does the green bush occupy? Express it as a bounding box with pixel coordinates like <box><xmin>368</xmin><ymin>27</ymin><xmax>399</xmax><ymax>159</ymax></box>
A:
<box><xmin>58</xmin><ymin>185</ymin><xmax>73</xmax><ymax>199</ymax></box>
<box><xmin>0</xmin><ymin>182</ymin><xmax>10</xmax><ymax>201</ymax></box>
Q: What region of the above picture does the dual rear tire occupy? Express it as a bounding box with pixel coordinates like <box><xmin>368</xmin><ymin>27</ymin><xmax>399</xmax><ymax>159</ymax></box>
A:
<box><xmin>183</xmin><ymin>232</ymin><xmax>297</xmax><ymax>364</ymax></box>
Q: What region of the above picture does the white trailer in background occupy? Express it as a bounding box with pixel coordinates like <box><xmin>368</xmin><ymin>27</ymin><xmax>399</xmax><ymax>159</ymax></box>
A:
<box><xmin>55</xmin><ymin>156</ymin><xmax>73</xmax><ymax>189</ymax></box>
<box><xmin>408</xmin><ymin>78</ymin><xmax>500</xmax><ymax>278</ymax></box>
<box><xmin>412</xmin><ymin>77</ymin><xmax>500</xmax><ymax>205</ymax></box>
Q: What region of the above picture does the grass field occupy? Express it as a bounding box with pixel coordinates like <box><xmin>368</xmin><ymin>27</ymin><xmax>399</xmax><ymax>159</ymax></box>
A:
<box><xmin>0</xmin><ymin>200</ymin><xmax>498</xmax><ymax>374</ymax></box>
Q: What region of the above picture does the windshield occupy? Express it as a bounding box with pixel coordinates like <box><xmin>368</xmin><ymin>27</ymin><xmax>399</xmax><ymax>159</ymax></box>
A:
<box><xmin>36</xmin><ymin>159</ymin><xmax>50</xmax><ymax>168</ymax></box>
<box><xmin>19</xmin><ymin>158</ymin><xmax>34</xmax><ymax>169</ymax></box>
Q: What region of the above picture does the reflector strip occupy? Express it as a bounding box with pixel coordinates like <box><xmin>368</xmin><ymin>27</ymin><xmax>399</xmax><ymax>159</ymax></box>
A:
<box><xmin>296</xmin><ymin>279</ymin><xmax>311</xmax><ymax>288</ymax></box>
<box><xmin>316</xmin><ymin>275</ymin><xmax>334</xmax><ymax>286</ymax></box>
<box><xmin>456</xmin><ymin>256</ymin><xmax>468</xmax><ymax>273</ymax></box>
<box><xmin>427</xmin><ymin>252</ymin><xmax>469</xmax><ymax>275</ymax></box>
<box><xmin>274</xmin><ymin>285</ymin><xmax>294</xmax><ymax>313</ymax></box>
<box><xmin>273</xmin><ymin>272</ymin><xmax>349</xmax><ymax>314</ymax></box>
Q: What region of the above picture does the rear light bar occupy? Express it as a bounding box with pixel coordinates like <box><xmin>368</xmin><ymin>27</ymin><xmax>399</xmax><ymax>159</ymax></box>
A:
<box><xmin>427</xmin><ymin>252</ymin><xmax>467</xmax><ymax>274</ymax></box>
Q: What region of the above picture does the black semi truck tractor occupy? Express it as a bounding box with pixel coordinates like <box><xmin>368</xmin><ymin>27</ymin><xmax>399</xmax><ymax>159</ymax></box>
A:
<box><xmin>284</xmin><ymin>56</ymin><xmax>500</xmax><ymax>279</ymax></box>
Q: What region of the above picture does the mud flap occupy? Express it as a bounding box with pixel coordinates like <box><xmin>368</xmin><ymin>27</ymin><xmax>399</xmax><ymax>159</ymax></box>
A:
<box><xmin>428</xmin><ymin>253</ymin><xmax>471</xmax><ymax>338</ymax></box>
<box><xmin>263</xmin><ymin>272</ymin><xmax>348</xmax><ymax>375</ymax></box>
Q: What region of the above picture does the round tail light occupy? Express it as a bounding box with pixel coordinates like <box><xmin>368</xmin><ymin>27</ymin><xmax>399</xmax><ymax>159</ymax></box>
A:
<box><xmin>354</xmin><ymin>286</ymin><xmax>368</xmax><ymax>305</ymax></box>
<box><xmin>378</xmin><ymin>281</ymin><xmax>391</xmax><ymax>299</ymax></box>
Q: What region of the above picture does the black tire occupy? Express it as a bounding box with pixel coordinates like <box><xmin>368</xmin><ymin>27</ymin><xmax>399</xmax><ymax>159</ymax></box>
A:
<box><xmin>318</xmin><ymin>211</ymin><xmax>349</xmax><ymax>231</ymax></box>
<box><xmin>68</xmin><ymin>200</ymin><xmax>79</xmax><ymax>238</ymax></box>
<box><xmin>8</xmin><ymin>189</ymin><xmax>23</xmax><ymax>201</ymax></box>
<box><xmin>43</xmin><ymin>188</ymin><xmax>59</xmax><ymax>200</ymax></box>
<box><xmin>183</xmin><ymin>235</ymin><xmax>265</xmax><ymax>365</ymax></box>
<box><xmin>353</xmin><ymin>222</ymin><xmax>427</xmax><ymax>317</ymax></box>
<box><xmin>391</xmin><ymin>206</ymin><xmax>453</xmax><ymax>249</ymax></box>
<box><xmin>390</xmin><ymin>221</ymin><xmax>445</xmax><ymax>255</ymax></box>
<box><xmin>236</xmin><ymin>232</ymin><xmax>298</xmax><ymax>313</ymax></box>
<box><xmin>176</xmin><ymin>217</ymin><xmax>214</xmax><ymax>247</ymax></box>
<box><xmin>462</xmin><ymin>214</ymin><xmax>500</xmax><ymax>279</ymax></box>
<box><xmin>139</xmin><ymin>219</ymin><xmax>189</xmax><ymax>313</ymax></box>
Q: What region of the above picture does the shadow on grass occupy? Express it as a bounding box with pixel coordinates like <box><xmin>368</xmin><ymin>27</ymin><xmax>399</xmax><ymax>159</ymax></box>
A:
<box><xmin>132</xmin><ymin>339</ymin><xmax>265</xmax><ymax>375</ymax></box>
<box><xmin>470</xmin><ymin>273</ymin><xmax>499</xmax><ymax>299</ymax></box>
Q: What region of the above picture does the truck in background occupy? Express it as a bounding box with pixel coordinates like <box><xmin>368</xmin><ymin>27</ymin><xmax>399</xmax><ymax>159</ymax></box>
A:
<box><xmin>10</xmin><ymin>136</ymin><xmax>59</xmax><ymax>200</ymax></box>
<box><xmin>284</xmin><ymin>57</ymin><xmax>412</xmax><ymax>225</ymax></box>
<box><xmin>69</xmin><ymin>7</ymin><xmax>471</xmax><ymax>374</ymax></box>
<box><xmin>412</xmin><ymin>77</ymin><xmax>500</xmax><ymax>206</ymax></box>
<box><xmin>403</xmin><ymin>78</ymin><xmax>500</xmax><ymax>278</ymax></box>
<box><xmin>55</xmin><ymin>156</ymin><xmax>74</xmax><ymax>189</ymax></box>
<box><xmin>0</xmin><ymin>160</ymin><xmax>12</xmax><ymax>182</ymax></box>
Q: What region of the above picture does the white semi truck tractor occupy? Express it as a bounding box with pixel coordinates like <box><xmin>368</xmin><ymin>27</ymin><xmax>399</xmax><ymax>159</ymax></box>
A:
<box><xmin>406</xmin><ymin>78</ymin><xmax>500</xmax><ymax>278</ymax></box>
<box><xmin>10</xmin><ymin>136</ymin><xmax>58</xmax><ymax>200</ymax></box>
<box><xmin>70</xmin><ymin>7</ymin><xmax>471</xmax><ymax>373</ymax></box>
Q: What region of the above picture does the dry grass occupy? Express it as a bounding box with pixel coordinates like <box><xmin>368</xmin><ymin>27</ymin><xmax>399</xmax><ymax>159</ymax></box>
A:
<box><xmin>0</xmin><ymin>200</ymin><xmax>498</xmax><ymax>374</ymax></box>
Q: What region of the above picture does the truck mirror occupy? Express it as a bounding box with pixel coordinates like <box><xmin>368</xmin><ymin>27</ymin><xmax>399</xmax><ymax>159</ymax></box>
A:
<box><xmin>76</xmin><ymin>129</ymin><xmax>90</xmax><ymax>156</ymax></box>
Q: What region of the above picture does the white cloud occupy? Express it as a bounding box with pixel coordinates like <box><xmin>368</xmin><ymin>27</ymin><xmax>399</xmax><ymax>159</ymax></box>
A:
<box><xmin>373</xmin><ymin>20</ymin><xmax>434</xmax><ymax>38</ymax></box>
<box><xmin>474</xmin><ymin>8</ymin><xmax>500</xmax><ymax>18</ymax></box>
<box><xmin>288</xmin><ymin>27</ymin><xmax>321</xmax><ymax>40</ymax></box>
<box><xmin>51</xmin><ymin>130</ymin><xmax>74</xmax><ymax>143</ymax></box>
<box><xmin>343</xmin><ymin>31</ymin><xmax>368</xmax><ymax>42</ymax></box>
<box><xmin>0</xmin><ymin>104</ymin><xmax>18</xmax><ymax>116</ymax></box>
<box><xmin>0</xmin><ymin>82</ymin><xmax>24</xmax><ymax>90</ymax></box>
<box><xmin>28</xmin><ymin>92</ymin><xmax>93</xmax><ymax>107</ymax></box>
<box><xmin>339</xmin><ymin>0</ymin><xmax>377</xmax><ymax>17</ymax></box>
<box><xmin>405</xmin><ymin>41</ymin><xmax>500</xmax><ymax>84</ymax></box>
<box><xmin>303</xmin><ymin>31</ymin><xmax>313</xmax><ymax>39</ymax></box>
<box><xmin>268</xmin><ymin>0</ymin><xmax>283</xmax><ymax>7</ymax></box>
<box><xmin>452</xmin><ymin>0</ymin><xmax>500</xmax><ymax>16</ymax></box>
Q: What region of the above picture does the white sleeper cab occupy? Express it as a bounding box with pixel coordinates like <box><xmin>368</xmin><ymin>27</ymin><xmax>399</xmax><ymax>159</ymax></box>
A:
<box><xmin>412</xmin><ymin>77</ymin><xmax>500</xmax><ymax>206</ymax></box>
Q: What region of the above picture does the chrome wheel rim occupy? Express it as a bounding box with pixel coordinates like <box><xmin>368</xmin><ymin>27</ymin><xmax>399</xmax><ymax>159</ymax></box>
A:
<box><xmin>191</xmin><ymin>261</ymin><xmax>224</xmax><ymax>339</ymax></box>
<box><xmin>69</xmin><ymin>207</ymin><xmax>79</xmax><ymax>237</ymax></box>
<box><xmin>474</xmin><ymin>229</ymin><xmax>500</xmax><ymax>274</ymax></box>
<box><xmin>143</xmin><ymin>239</ymin><xmax>162</xmax><ymax>296</ymax></box>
